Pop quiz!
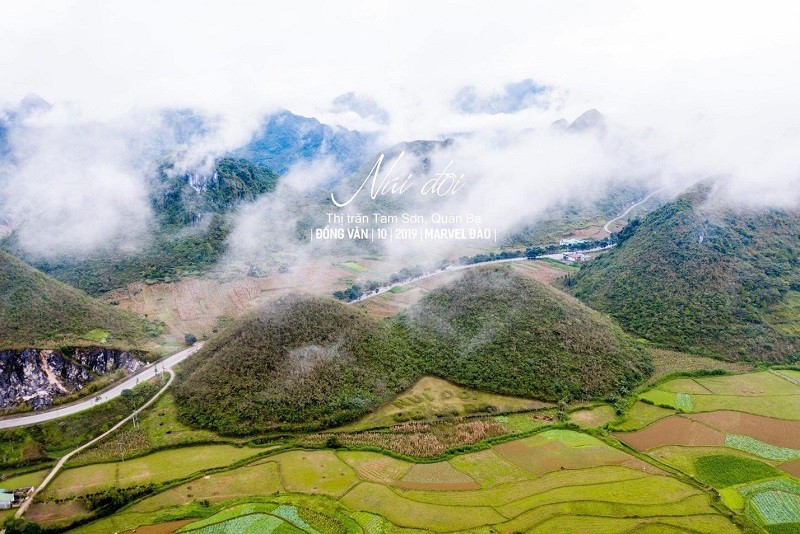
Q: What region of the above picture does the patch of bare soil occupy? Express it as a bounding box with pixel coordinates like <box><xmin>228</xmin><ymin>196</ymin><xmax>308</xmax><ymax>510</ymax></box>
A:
<box><xmin>615</xmin><ymin>416</ymin><xmax>726</xmax><ymax>451</ymax></box>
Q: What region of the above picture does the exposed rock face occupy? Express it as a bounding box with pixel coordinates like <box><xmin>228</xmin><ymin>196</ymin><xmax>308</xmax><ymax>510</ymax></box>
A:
<box><xmin>0</xmin><ymin>348</ymin><xmax>143</xmax><ymax>411</ymax></box>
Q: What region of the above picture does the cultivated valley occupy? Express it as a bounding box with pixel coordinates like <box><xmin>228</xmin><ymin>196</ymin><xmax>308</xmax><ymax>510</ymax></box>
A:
<box><xmin>2</xmin><ymin>9</ymin><xmax>800</xmax><ymax>532</ymax></box>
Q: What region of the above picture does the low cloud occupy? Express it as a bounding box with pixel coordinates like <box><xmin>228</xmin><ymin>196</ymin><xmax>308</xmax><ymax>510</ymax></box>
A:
<box><xmin>331</xmin><ymin>92</ymin><xmax>389</xmax><ymax>125</ymax></box>
<box><xmin>0</xmin><ymin>105</ymin><xmax>157</xmax><ymax>257</ymax></box>
<box><xmin>452</xmin><ymin>79</ymin><xmax>553</xmax><ymax>115</ymax></box>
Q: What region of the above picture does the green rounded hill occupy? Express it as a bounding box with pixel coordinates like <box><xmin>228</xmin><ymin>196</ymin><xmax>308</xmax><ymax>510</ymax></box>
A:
<box><xmin>572</xmin><ymin>183</ymin><xmax>800</xmax><ymax>361</ymax></box>
<box><xmin>0</xmin><ymin>250</ymin><xmax>156</xmax><ymax>349</ymax></box>
<box><xmin>175</xmin><ymin>266</ymin><xmax>650</xmax><ymax>434</ymax></box>
<box><xmin>400</xmin><ymin>265</ymin><xmax>651</xmax><ymax>401</ymax></box>
<box><xmin>173</xmin><ymin>295</ymin><xmax>418</xmax><ymax>435</ymax></box>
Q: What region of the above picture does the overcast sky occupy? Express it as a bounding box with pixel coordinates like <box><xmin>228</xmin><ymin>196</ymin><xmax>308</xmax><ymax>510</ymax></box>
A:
<box><xmin>2</xmin><ymin>1</ymin><xmax>798</xmax><ymax>138</ymax></box>
<box><xmin>1</xmin><ymin>1</ymin><xmax>799</xmax><ymax>256</ymax></box>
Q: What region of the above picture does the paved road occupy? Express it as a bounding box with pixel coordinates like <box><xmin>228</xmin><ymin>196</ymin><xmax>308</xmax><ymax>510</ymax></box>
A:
<box><xmin>350</xmin><ymin>257</ymin><xmax>528</xmax><ymax>303</ymax></box>
<box><xmin>603</xmin><ymin>189</ymin><xmax>663</xmax><ymax>233</ymax></box>
<box><xmin>13</xmin><ymin>369</ymin><xmax>177</xmax><ymax>520</ymax></box>
<box><xmin>0</xmin><ymin>343</ymin><xmax>203</xmax><ymax>429</ymax></box>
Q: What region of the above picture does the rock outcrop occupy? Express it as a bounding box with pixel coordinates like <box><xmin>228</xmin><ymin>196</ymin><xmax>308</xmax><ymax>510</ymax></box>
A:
<box><xmin>0</xmin><ymin>348</ymin><xmax>143</xmax><ymax>411</ymax></box>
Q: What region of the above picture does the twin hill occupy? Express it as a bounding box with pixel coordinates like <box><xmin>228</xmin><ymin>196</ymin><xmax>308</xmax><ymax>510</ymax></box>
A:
<box><xmin>401</xmin><ymin>266</ymin><xmax>651</xmax><ymax>401</ymax></box>
<box><xmin>173</xmin><ymin>295</ymin><xmax>419</xmax><ymax>435</ymax></box>
<box><xmin>0</xmin><ymin>250</ymin><xmax>157</xmax><ymax>349</ymax></box>
<box><xmin>571</xmin><ymin>183</ymin><xmax>800</xmax><ymax>361</ymax></box>
<box><xmin>174</xmin><ymin>266</ymin><xmax>650</xmax><ymax>435</ymax></box>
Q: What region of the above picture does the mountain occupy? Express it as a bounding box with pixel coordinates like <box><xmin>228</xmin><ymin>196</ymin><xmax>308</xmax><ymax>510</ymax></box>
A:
<box><xmin>568</xmin><ymin>109</ymin><xmax>606</xmax><ymax>132</ymax></box>
<box><xmin>400</xmin><ymin>265</ymin><xmax>650</xmax><ymax>401</ymax></box>
<box><xmin>0</xmin><ymin>94</ymin><xmax>53</xmax><ymax>160</ymax></box>
<box><xmin>0</xmin><ymin>250</ymin><xmax>157</xmax><ymax>349</ymax></box>
<box><xmin>173</xmin><ymin>295</ymin><xmax>418</xmax><ymax>435</ymax></box>
<box><xmin>550</xmin><ymin>109</ymin><xmax>607</xmax><ymax>133</ymax></box>
<box><xmin>174</xmin><ymin>266</ymin><xmax>650</xmax><ymax>435</ymax></box>
<box><xmin>150</xmin><ymin>156</ymin><xmax>278</xmax><ymax>226</ymax></box>
<box><xmin>571</xmin><ymin>183</ymin><xmax>800</xmax><ymax>361</ymax></box>
<box><xmin>233</xmin><ymin>110</ymin><xmax>375</xmax><ymax>177</ymax></box>
<box><xmin>3</xmin><ymin>157</ymin><xmax>277</xmax><ymax>295</ymax></box>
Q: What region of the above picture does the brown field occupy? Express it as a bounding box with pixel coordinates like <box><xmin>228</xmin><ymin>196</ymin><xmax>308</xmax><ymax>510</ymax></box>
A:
<box><xmin>303</xmin><ymin>418</ymin><xmax>509</xmax><ymax>458</ymax></box>
<box><xmin>616</xmin><ymin>416</ymin><xmax>725</xmax><ymax>451</ymax></box>
<box><xmin>104</xmin><ymin>256</ymin><xmax>402</xmax><ymax>339</ymax></box>
<box><xmin>780</xmin><ymin>459</ymin><xmax>800</xmax><ymax>477</ymax></box>
<box><xmin>397</xmin><ymin>462</ymin><xmax>480</xmax><ymax>490</ymax></box>
<box><xmin>510</xmin><ymin>261</ymin><xmax>574</xmax><ymax>286</ymax></box>
<box><xmin>566</xmin><ymin>225</ymin><xmax>607</xmax><ymax>240</ymax></box>
<box><xmin>355</xmin><ymin>271</ymin><xmax>464</xmax><ymax>319</ymax></box>
<box><xmin>495</xmin><ymin>432</ymin><xmax>663</xmax><ymax>476</ymax></box>
<box><xmin>685</xmin><ymin>411</ymin><xmax>800</xmax><ymax>449</ymax></box>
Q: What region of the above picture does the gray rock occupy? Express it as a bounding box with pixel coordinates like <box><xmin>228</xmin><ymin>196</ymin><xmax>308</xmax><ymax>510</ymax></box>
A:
<box><xmin>0</xmin><ymin>347</ymin><xmax>144</xmax><ymax>411</ymax></box>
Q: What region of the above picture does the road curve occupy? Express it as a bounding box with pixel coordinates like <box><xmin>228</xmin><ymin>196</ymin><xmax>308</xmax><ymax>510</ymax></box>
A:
<box><xmin>603</xmin><ymin>189</ymin><xmax>663</xmax><ymax>234</ymax></box>
<box><xmin>0</xmin><ymin>343</ymin><xmax>203</xmax><ymax>429</ymax></box>
<box><xmin>14</xmin><ymin>369</ymin><xmax>177</xmax><ymax>519</ymax></box>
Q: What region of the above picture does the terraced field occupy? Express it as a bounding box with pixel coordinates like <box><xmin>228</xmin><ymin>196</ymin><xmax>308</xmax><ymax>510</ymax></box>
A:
<box><xmin>614</xmin><ymin>369</ymin><xmax>800</xmax><ymax>533</ymax></box>
<box><xmin>339</xmin><ymin>376</ymin><xmax>552</xmax><ymax>431</ymax></box>
<box><xmin>67</xmin><ymin>429</ymin><xmax>737</xmax><ymax>534</ymax></box>
<box><xmin>637</xmin><ymin>371</ymin><xmax>800</xmax><ymax>419</ymax></box>
<box><xmin>38</xmin><ymin>445</ymin><xmax>261</xmax><ymax>501</ymax></box>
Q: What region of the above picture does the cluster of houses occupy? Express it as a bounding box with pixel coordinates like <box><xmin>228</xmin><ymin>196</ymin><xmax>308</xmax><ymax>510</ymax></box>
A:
<box><xmin>0</xmin><ymin>486</ymin><xmax>33</xmax><ymax>510</ymax></box>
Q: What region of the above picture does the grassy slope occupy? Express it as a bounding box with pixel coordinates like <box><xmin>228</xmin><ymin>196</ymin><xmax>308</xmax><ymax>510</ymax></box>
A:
<box><xmin>173</xmin><ymin>295</ymin><xmax>420</xmax><ymax>435</ymax></box>
<box><xmin>572</xmin><ymin>183</ymin><xmax>800</xmax><ymax>361</ymax></box>
<box><xmin>175</xmin><ymin>267</ymin><xmax>650</xmax><ymax>435</ymax></box>
<box><xmin>0</xmin><ymin>250</ymin><xmax>156</xmax><ymax>349</ymax></box>
<box><xmin>400</xmin><ymin>265</ymin><xmax>651</xmax><ymax>401</ymax></box>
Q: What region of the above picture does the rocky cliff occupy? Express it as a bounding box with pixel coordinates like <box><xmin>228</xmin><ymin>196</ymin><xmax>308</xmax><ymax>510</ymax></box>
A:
<box><xmin>0</xmin><ymin>347</ymin><xmax>143</xmax><ymax>411</ymax></box>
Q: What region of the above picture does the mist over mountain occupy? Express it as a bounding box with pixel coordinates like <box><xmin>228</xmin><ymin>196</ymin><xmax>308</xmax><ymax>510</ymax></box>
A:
<box><xmin>232</xmin><ymin>110</ymin><xmax>376</xmax><ymax>177</ymax></box>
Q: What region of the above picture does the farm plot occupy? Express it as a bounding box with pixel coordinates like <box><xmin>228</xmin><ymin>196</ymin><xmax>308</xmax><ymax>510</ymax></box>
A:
<box><xmin>41</xmin><ymin>445</ymin><xmax>260</xmax><ymax>500</ymax></box>
<box><xmin>131</xmin><ymin>461</ymin><xmax>284</xmax><ymax>512</ymax></box>
<box><xmin>492</xmin><ymin>430</ymin><xmax>664</xmax><ymax>476</ymax></box>
<box><xmin>638</xmin><ymin>371</ymin><xmax>800</xmax><ymax>419</ymax></box>
<box><xmin>611</xmin><ymin>400</ymin><xmax>675</xmax><ymax>431</ymax></box>
<box><xmin>339</xmin><ymin>375</ymin><xmax>550</xmax><ymax>431</ymax></box>
<box><xmin>738</xmin><ymin>479</ymin><xmax>800</xmax><ymax>532</ymax></box>
<box><xmin>69</xmin><ymin>430</ymin><xmax>738</xmax><ymax>534</ymax></box>
<box><xmin>271</xmin><ymin>451</ymin><xmax>359</xmax><ymax>497</ymax></box>
<box><xmin>397</xmin><ymin>461</ymin><xmax>480</xmax><ymax>490</ymax></box>
<box><xmin>569</xmin><ymin>405</ymin><xmax>617</xmax><ymax>428</ymax></box>
<box><xmin>340</xmin><ymin>261</ymin><xmax>367</xmax><ymax>273</ymax></box>
<box><xmin>686</xmin><ymin>411</ymin><xmax>800</xmax><ymax>449</ymax></box>
<box><xmin>648</xmin><ymin>445</ymin><xmax>780</xmax><ymax>479</ymax></box>
<box><xmin>615</xmin><ymin>416</ymin><xmax>725</xmax><ymax>451</ymax></box>
<box><xmin>302</xmin><ymin>418</ymin><xmax>509</xmax><ymax>458</ymax></box>
<box><xmin>725</xmin><ymin>435</ymin><xmax>800</xmax><ymax>462</ymax></box>
<box><xmin>694</xmin><ymin>455</ymin><xmax>782</xmax><ymax>488</ymax></box>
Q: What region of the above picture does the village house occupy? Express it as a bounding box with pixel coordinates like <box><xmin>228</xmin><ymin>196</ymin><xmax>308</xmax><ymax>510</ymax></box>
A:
<box><xmin>0</xmin><ymin>490</ymin><xmax>14</xmax><ymax>510</ymax></box>
<box><xmin>562</xmin><ymin>252</ymin><xmax>586</xmax><ymax>262</ymax></box>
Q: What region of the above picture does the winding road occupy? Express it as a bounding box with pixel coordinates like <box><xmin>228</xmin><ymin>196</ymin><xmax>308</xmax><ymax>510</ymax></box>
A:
<box><xmin>2</xmin><ymin>191</ymin><xmax>662</xmax><ymax>431</ymax></box>
<box><xmin>0</xmin><ymin>343</ymin><xmax>203</xmax><ymax>429</ymax></box>
<box><xmin>603</xmin><ymin>189</ymin><xmax>663</xmax><ymax>233</ymax></box>
<box><xmin>2</xmin><ymin>193</ymin><xmax>663</xmax><ymax>523</ymax></box>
